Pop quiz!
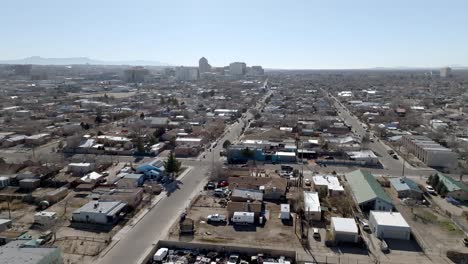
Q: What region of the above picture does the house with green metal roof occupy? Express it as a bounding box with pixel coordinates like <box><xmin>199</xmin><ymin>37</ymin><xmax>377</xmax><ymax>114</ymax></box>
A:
<box><xmin>345</xmin><ymin>169</ymin><xmax>393</xmax><ymax>212</ymax></box>
<box><xmin>436</xmin><ymin>173</ymin><xmax>468</xmax><ymax>201</ymax></box>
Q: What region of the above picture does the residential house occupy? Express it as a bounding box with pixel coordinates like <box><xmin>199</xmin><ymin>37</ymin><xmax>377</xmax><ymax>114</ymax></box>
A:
<box><xmin>389</xmin><ymin>178</ymin><xmax>423</xmax><ymax>200</ymax></box>
<box><xmin>345</xmin><ymin>170</ymin><xmax>393</xmax><ymax>211</ymax></box>
<box><xmin>228</xmin><ymin>176</ymin><xmax>287</xmax><ymax>201</ymax></box>
<box><xmin>72</xmin><ymin>200</ymin><xmax>127</xmax><ymax>225</ymax></box>
<box><xmin>136</xmin><ymin>159</ymin><xmax>165</xmax><ymax>174</ymax></box>
<box><xmin>435</xmin><ymin>173</ymin><xmax>468</xmax><ymax>201</ymax></box>
<box><xmin>304</xmin><ymin>191</ymin><xmax>321</xmax><ymax>221</ymax></box>
<box><xmin>312</xmin><ymin>175</ymin><xmax>344</xmax><ymax>196</ymax></box>
<box><xmin>227</xmin><ymin>201</ymin><xmax>262</xmax><ymax>218</ymax></box>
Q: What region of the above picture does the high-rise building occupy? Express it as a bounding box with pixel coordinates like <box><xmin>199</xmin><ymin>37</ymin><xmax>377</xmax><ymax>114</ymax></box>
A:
<box><xmin>249</xmin><ymin>66</ymin><xmax>264</xmax><ymax>76</ymax></box>
<box><xmin>199</xmin><ymin>57</ymin><xmax>211</xmax><ymax>73</ymax></box>
<box><xmin>124</xmin><ymin>66</ymin><xmax>149</xmax><ymax>83</ymax></box>
<box><xmin>175</xmin><ymin>66</ymin><xmax>199</xmax><ymax>81</ymax></box>
<box><xmin>440</xmin><ymin>67</ymin><xmax>452</xmax><ymax>78</ymax></box>
<box><xmin>229</xmin><ymin>62</ymin><xmax>247</xmax><ymax>75</ymax></box>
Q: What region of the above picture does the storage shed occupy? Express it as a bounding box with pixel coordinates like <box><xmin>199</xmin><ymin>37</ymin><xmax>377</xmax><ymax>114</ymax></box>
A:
<box><xmin>369</xmin><ymin>211</ymin><xmax>411</xmax><ymax>240</ymax></box>
<box><xmin>280</xmin><ymin>204</ymin><xmax>290</xmax><ymax>220</ymax></box>
<box><xmin>331</xmin><ymin>217</ymin><xmax>359</xmax><ymax>243</ymax></box>
<box><xmin>19</xmin><ymin>178</ymin><xmax>40</xmax><ymax>191</ymax></box>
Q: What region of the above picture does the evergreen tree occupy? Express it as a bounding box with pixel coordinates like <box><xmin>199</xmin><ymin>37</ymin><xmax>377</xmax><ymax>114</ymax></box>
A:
<box><xmin>222</xmin><ymin>140</ymin><xmax>231</xmax><ymax>149</ymax></box>
<box><xmin>165</xmin><ymin>151</ymin><xmax>181</xmax><ymax>176</ymax></box>
<box><xmin>136</xmin><ymin>139</ymin><xmax>145</xmax><ymax>153</ymax></box>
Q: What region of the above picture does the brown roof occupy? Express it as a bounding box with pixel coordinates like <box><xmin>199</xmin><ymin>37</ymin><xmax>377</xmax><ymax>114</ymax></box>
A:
<box><xmin>227</xmin><ymin>201</ymin><xmax>262</xmax><ymax>213</ymax></box>
<box><xmin>228</xmin><ymin>176</ymin><xmax>287</xmax><ymax>192</ymax></box>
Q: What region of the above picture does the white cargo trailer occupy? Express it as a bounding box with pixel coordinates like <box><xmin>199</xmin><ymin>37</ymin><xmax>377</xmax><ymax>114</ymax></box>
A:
<box><xmin>231</xmin><ymin>212</ymin><xmax>255</xmax><ymax>224</ymax></box>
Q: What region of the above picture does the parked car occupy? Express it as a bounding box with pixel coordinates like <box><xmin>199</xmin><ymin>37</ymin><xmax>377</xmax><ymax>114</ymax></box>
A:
<box><xmin>207</xmin><ymin>214</ymin><xmax>227</xmax><ymax>223</ymax></box>
<box><xmin>387</xmin><ymin>150</ymin><xmax>395</xmax><ymax>155</ymax></box>
<box><xmin>227</xmin><ymin>254</ymin><xmax>239</xmax><ymax>264</ymax></box>
<box><xmin>426</xmin><ymin>185</ymin><xmax>437</xmax><ymax>195</ymax></box>
<box><xmin>214</xmin><ymin>188</ymin><xmax>230</xmax><ymax>198</ymax></box>
<box><xmin>205</xmin><ymin>182</ymin><xmax>216</xmax><ymax>190</ymax></box>
<box><xmin>380</xmin><ymin>239</ymin><xmax>390</xmax><ymax>253</ymax></box>
<box><xmin>304</xmin><ymin>179</ymin><xmax>311</xmax><ymax>186</ymax></box>
<box><xmin>120</xmin><ymin>166</ymin><xmax>133</xmax><ymax>174</ymax></box>
<box><xmin>217</xmin><ymin>180</ymin><xmax>229</xmax><ymax>188</ymax></box>
<box><xmin>392</xmin><ymin>154</ymin><xmax>399</xmax><ymax>160</ymax></box>
<box><xmin>360</xmin><ymin>219</ymin><xmax>370</xmax><ymax>232</ymax></box>
<box><xmin>463</xmin><ymin>237</ymin><xmax>468</xmax><ymax>246</ymax></box>
<box><xmin>153</xmin><ymin>247</ymin><xmax>169</xmax><ymax>262</ymax></box>
<box><xmin>313</xmin><ymin>228</ymin><xmax>320</xmax><ymax>240</ymax></box>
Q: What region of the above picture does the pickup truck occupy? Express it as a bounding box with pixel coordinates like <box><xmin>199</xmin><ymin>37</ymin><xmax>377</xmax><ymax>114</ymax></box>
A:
<box><xmin>207</xmin><ymin>214</ymin><xmax>227</xmax><ymax>223</ymax></box>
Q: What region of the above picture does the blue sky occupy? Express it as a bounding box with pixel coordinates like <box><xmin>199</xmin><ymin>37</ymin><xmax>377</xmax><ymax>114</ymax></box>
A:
<box><xmin>1</xmin><ymin>0</ymin><xmax>467</xmax><ymax>69</ymax></box>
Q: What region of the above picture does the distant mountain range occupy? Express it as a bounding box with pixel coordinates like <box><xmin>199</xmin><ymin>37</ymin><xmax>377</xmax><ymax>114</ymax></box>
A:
<box><xmin>0</xmin><ymin>56</ymin><xmax>170</xmax><ymax>66</ymax></box>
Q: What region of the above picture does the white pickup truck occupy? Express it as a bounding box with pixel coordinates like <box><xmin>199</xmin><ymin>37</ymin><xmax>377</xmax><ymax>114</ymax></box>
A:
<box><xmin>207</xmin><ymin>214</ymin><xmax>227</xmax><ymax>223</ymax></box>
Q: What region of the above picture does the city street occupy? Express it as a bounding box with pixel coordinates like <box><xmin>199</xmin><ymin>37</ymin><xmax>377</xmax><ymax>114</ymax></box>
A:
<box><xmin>327</xmin><ymin>92</ymin><xmax>435</xmax><ymax>179</ymax></box>
<box><xmin>97</xmin><ymin>88</ymin><xmax>268</xmax><ymax>264</ymax></box>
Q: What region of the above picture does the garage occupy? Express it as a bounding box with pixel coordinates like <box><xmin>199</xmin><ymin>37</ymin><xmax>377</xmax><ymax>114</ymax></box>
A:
<box><xmin>331</xmin><ymin>217</ymin><xmax>359</xmax><ymax>243</ymax></box>
<box><xmin>369</xmin><ymin>211</ymin><xmax>411</xmax><ymax>240</ymax></box>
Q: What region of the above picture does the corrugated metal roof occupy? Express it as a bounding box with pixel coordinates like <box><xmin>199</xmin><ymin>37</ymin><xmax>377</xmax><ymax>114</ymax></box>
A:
<box><xmin>345</xmin><ymin>169</ymin><xmax>392</xmax><ymax>205</ymax></box>
<box><xmin>437</xmin><ymin>173</ymin><xmax>468</xmax><ymax>192</ymax></box>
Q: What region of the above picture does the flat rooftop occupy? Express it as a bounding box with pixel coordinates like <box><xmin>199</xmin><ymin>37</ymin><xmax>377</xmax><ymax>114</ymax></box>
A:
<box><xmin>370</xmin><ymin>211</ymin><xmax>410</xmax><ymax>228</ymax></box>
<box><xmin>331</xmin><ymin>217</ymin><xmax>358</xmax><ymax>233</ymax></box>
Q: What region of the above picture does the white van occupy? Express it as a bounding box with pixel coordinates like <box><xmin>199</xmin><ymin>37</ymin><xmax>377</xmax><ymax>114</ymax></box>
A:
<box><xmin>153</xmin><ymin>247</ymin><xmax>168</xmax><ymax>262</ymax></box>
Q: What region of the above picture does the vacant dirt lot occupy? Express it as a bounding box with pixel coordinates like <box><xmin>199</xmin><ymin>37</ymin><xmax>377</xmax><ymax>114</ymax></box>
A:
<box><xmin>169</xmin><ymin>196</ymin><xmax>302</xmax><ymax>251</ymax></box>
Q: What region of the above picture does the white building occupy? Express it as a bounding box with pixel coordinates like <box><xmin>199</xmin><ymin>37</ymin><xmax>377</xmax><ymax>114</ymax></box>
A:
<box><xmin>369</xmin><ymin>211</ymin><xmax>411</xmax><ymax>240</ymax></box>
<box><xmin>303</xmin><ymin>191</ymin><xmax>321</xmax><ymax>221</ymax></box>
<box><xmin>346</xmin><ymin>150</ymin><xmax>379</xmax><ymax>166</ymax></box>
<box><xmin>68</xmin><ymin>163</ymin><xmax>95</xmax><ymax>174</ymax></box>
<box><xmin>331</xmin><ymin>217</ymin><xmax>359</xmax><ymax>243</ymax></box>
<box><xmin>401</xmin><ymin>135</ymin><xmax>458</xmax><ymax>169</ymax></box>
<box><xmin>440</xmin><ymin>67</ymin><xmax>452</xmax><ymax>78</ymax></box>
<box><xmin>175</xmin><ymin>66</ymin><xmax>199</xmax><ymax>81</ymax></box>
<box><xmin>229</xmin><ymin>62</ymin><xmax>246</xmax><ymax>75</ymax></box>
<box><xmin>72</xmin><ymin>201</ymin><xmax>127</xmax><ymax>225</ymax></box>
<box><xmin>199</xmin><ymin>57</ymin><xmax>211</xmax><ymax>73</ymax></box>
<box><xmin>312</xmin><ymin>175</ymin><xmax>344</xmax><ymax>196</ymax></box>
<box><xmin>34</xmin><ymin>211</ymin><xmax>58</xmax><ymax>226</ymax></box>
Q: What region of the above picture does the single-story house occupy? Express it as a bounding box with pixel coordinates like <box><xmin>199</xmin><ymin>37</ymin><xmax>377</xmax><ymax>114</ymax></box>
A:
<box><xmin>304</xmin><ymin>191</ymin><xmax>321</xmax><ymax>221</ymax></box>
<box><xmin>92</xmin><ymin>188</ymin><xmax>143</xmax><ymax>209</ymax></box>
<box><xmin>231</xmin><ymin>189</ymin><xmax>263</xmax><ymax>202</ymax></box>
<box><xmin>136</xmin><ymin>159</ymin><xmax>165</xmax><ymax>174</ymax></box>
<box><xmin>312</xmin><ymin>175</ymin><xmax>344</xmax><ymax>196</ymax></box>
<box><xmin>389</xmin><ymin>177</ymin><xmax>423</xmax><ymax>200</ymax></box>
<box><xmin>345</xmin><ymin>170</ymin><xmax>393</xmax><ymax>212</ymax></box>
<box><xmin>228</xmin><ymin>176</ymin><xmax>287</xmax><ymax>201</ymax></box>
<box><xmin>227</xmin><ymin>201</ymin><xmax>262</xmax><ymax>218</ymax></box>
<box><xmin>116</xmin><ymin>173</ymin><xmax>145</xmax><ymax>188</ymax></box>
<box><xmin>435</xmin><ymin>173</ymin><xmax>468</xmax><ymax>201</ymax></box>
<box><xmin>72</xmin><ymin>200</ymin><xmax>127</xmax><ymax>225</ymax></box>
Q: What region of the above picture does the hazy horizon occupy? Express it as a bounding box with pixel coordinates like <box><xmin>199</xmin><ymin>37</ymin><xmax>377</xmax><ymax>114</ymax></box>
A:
<box><xmin>2</xmin><ymin>0</ymin><xmax>468</xmax><ymax>69</ymax></box>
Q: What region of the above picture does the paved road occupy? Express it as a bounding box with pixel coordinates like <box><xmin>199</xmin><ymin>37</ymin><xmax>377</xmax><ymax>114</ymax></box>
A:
<box><xmin>98</xmin><ymin>88</ymin><xmax>270</xmax><ymax>264</ymax></box>
<box><xmin>327</xmin><ymin>92</ymin><xmax>434</xmax><ymax>178</ymax></box>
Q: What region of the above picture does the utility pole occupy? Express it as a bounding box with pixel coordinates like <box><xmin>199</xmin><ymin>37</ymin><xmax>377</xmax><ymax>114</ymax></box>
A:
<box><xmin>7</xmin><ymin>197</ymin><xmax>11</xmax><ymax>219</ymax></box>
<box><xmin>402</xmin><ymin>158</ymin><xmax>406</xmax><ymax>177</ymax></box>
